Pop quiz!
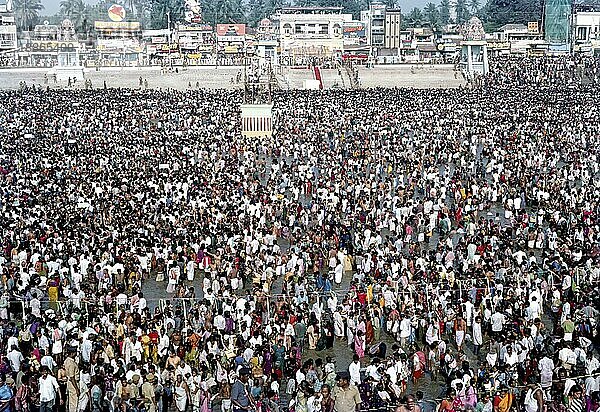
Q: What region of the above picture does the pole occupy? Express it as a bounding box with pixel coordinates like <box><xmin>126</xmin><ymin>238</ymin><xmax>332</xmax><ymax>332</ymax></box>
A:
<box><xmin>167</xmin><ymin>11</ymin><xmax>171</xmax><ymax>40</ymax></box>
<box><xmin>266</xmin><ymin>294</ymin><xmax>270</xmax><ymax>323</ymax></box>
<box><xmin>183</xmin><ymin>299</ymin><xmax>188</xmax><ymax>328</ymax></box>
<box><xmin>167</xmin><ymin>11</ymin><xmax>172</xmax><ymax>70</ymax></box>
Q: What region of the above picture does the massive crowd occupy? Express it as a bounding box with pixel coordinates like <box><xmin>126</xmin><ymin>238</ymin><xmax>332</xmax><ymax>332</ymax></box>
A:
<box><xmin>0</xmin><ymin>55</ymin><xmax>598</xmax><ymax>412</ymax></box>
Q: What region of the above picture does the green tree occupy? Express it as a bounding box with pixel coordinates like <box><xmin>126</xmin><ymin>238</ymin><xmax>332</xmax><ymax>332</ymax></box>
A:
<box><xmin>424</xmin><ymin>2</ymin><xmax>439</xmax><ymax>27</ymax></box>
<box><xmin>469</xmin><ymin>0</ymin><xmax>480</xmax><ymax>15</ymax></box>
<box><xmin>482</xmin><ymin>0</ymin><xmax>542</xmax><ymax>31</ymax></box>
<box><xmin>14</xmin><ymin>0</ymin><xmax>44</xmax><ymax>31</ymax></box>
<box><xmin>438</xmin><ymin>0</ymin><xmax>450</xmax><ymax>25</ymax></box>
<box><xmin>148</xmin><ymin>0</ymin><xmax>184</xmax><ymax>28</ymax></box>
<box><xmin>202</xmin><ymin>0</ymin><xmax>245</xmax><ymax>24</ymax></box>
<box><xmin>339</xmin><ymin>0</ymin><xmax>367</xmax><ymax>20</ymax></box>
<box><xmin>455</xmin><ymin>0</ymin><xmax>469</xmax><ymax>23</ymax></box>
<box><xmin>405</xmin><ymin>7</ymin><xmax>423</xmax><ymax>27</ymax></box>
<box><xmin>60</xmin><ymin>0</ymin><xmax>87</xmax><ymax>31</ymax></box>
<box><xmin>246</xmin><ymin>0</ymin><xmax>266</xmax><ymax>26</ymax></box>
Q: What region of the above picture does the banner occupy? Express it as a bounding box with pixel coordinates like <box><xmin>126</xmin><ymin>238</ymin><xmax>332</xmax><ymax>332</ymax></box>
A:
<box><xmin>343</xmin><ymin>21</ymin><xmax>365</xmax><ymax>38</ymax></box>
<box><xmin>216</xmin><ymin>23</ymin><xmax>246</xmax><ymax>36</ymax></box>
<box><xmin>94</xmin><ymin>21</ymin><xmax>141</xmax><ymax>31</ymax></box>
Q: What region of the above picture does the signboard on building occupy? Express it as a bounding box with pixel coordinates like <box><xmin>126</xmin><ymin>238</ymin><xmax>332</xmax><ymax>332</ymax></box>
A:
<box><xmin>97</xmin><ymin>38</ymin><xmax>141</xmax><ymax>51</ymax></box>
<box><xmin>343</xmin><ymin>21</ymin><xmax>366</xmax><ymax>38</ymax></box>
<box><xmin>156</xmin><ymin>43</ymin><xmax>180</xmax><ymax>53</ymax></box>
<box><xmin>95</xmin><ymin>21</ymin><xmax>141</xmax><ymax>31</ymax></box>
<box><xmin>224</xmin><ymin>45</ymin><xmax>240</xmax><ymax>53</ymax></box>
<box><xmin>216</xmin><ymin>23</ymin><xmax>246</xmax><ymax>36</ymax></box>
<box><xmin>179</xmin><ymin>24</ymin><xmax>212</xmax><ymax>31</ymax></box>
<box><xmin>0</xmin><ymin>25</ymin><xmax>17</xmax><ymax>33</ymax></box>
<box><xmin>108</xmin><ymin>4</ymin><xmax>126</xmax><ymax>22</ymax></box>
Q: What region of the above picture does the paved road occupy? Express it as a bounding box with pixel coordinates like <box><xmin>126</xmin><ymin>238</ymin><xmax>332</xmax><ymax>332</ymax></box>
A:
<box><xmin>0</xmin><ymin>64</ymin><xmax>464</xmax><ymax>90</ymax></box>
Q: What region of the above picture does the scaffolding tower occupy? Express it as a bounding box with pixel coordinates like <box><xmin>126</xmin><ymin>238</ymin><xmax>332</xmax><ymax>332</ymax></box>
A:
<box><xmin>240</xmin><ymin>57</ymin><xmax>277</xmax><ymax>138</ymax></box>
<box><xmin>545</xmin><ymin>0</ymin><xmax>572</xmax><ymax>52</ymax></box>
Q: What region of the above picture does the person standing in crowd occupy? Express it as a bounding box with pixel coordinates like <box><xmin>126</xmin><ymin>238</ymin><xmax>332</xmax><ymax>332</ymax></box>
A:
<box><xmin>64</xmin><ymin>347</ymin><xmax>79</xmax><ymax>412</ymax></box>
<box><xmin>39</xmin><ymin>366</ymin><xmax>62</xmax><ymax>412</ymax></box>
<box><xmin>231</xmin><ymin>368</ymin><xmax>254</xmax><ymax>412</ymax></box>
<box><xmin>333</xmin><ymin>373</ymin><xmax>361</xmax><ymax>412</ymax></box>
<box><xmin>0</xmin><ymin>55</ymin><xmax>598</xmax><ymax>412</ymax></box>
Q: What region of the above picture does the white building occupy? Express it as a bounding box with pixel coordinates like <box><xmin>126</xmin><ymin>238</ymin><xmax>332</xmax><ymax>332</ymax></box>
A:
<box><xmin>573</xmin><ymin>11</ymin><xmax>600</xmax><ymax>54</ymax></box>
<box><xmin>0</xmin><ymin>0</ymin><xmax>17</xmax><ymax>54</ymax></box>
<box><xmin>361</xmin><ymin>2</ymin><xmax>386</xmax><ymax>47</ymax></box>
<box><xmin>491</xmin><ymin>23</ymin><xmax>544</xmax><ymax>55</ymax></box>
<box><xmin>275</xmin><ymin>6</ymin><xmax>352</xmax><ymax>57</ymax></box>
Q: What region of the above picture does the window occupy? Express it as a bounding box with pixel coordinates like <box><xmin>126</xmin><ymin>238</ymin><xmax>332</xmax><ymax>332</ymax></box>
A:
<box><xmin>319</xmin><ymin>24</ymin><xmax>328</xmax><ymax>35</ymax></box>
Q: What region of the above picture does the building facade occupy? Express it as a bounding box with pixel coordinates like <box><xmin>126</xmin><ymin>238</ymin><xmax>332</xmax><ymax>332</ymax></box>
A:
<box><xmin>0</xmin><ymin>0</ymin><xmax>17</xmax><ymax>54</ymax></box>
<box><xmin>573</xmin><ymin>11</ymin><xmax>600</xmax><ymax>53</ymax></box>
<box><xmin>276</xmin><ymin>7</ymin><xmax>351</xmax><ymax>57</ymax></box>
<box><xmin>361</xmin><ymin>2</ymin><xmax>386</xmax><ymax>47</ymax></box>
<box><xmin>384</xmin><ymin>8</ymin><xmax>401</xmax><ymax>49</ymax></box>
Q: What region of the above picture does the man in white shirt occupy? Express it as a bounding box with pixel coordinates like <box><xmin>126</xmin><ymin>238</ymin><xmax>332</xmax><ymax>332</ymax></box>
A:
<box><xmin>7</xmin><ymin>346</ymin><xmax>23</xmax><ymax>373</ymax></box>
<box><xmin>80</xmin><ymin>338</ymin><xmax>93</xmax><ymax>364</ymax></box>
<box><xmin>40</xmin><ymin>350</ymin><xmax>57</xmax><ymax>371</ymax></box>
<box><xmin>399</xmin><ymin>315</ymin><xmax>412</xmax><ymax>348</ymax></box>
<box><xmin>176</xmin><ymin>360</ymin><xmax>192</xmax><ymax>379</ymax></box>
<box><xmin>348</xmin><ymin>355</ymin><xmax>361</xmax><ymax>386</ymax></box>
<box><xmin>39</xmin><ymin>366</ymin><xmax>62</xmax><ymax>412</ymax></box>
<box><xmin>490</xmin><ymin>311</ymin><xmax>505</xmax><ymax>338</ymax></box>
<box><xmin>365</xmin><ymin>358</ymin><xmax>382</xmax><ymax>382</ymax></box>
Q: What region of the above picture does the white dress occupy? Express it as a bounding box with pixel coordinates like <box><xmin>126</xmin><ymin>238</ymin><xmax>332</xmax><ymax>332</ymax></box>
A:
<box><xmin>175</xmin><ymin>384</ymin><xmax>188</xmax><ymax>411</ymax></box>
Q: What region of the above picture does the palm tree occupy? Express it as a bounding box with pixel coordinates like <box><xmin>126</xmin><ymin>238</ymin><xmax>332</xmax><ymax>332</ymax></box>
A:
<box><xmin>469</xmin><ymin>0</ymin><xmax>480</xmax><ymax>15</ymax></box>
<box><xmin>13</xmin><ymin>0</ymin><xmax>44</xmax><ymax>31</ymax></box>
<box><xmin>424</xmin><ymin>2</ymin><xmax>439</xmax><ymax>28</ymax></box>
<box><xmin>438</xmin><ymin>0</ymin><xmax>450</xmax><ymax>25</ymax></box>
<box><xmin>60</xmin><ymin>0</ymin><xmax>87</xmax><ymax>32</ymax></box>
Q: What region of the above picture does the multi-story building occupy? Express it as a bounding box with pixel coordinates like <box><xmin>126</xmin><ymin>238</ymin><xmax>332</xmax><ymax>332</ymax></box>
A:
<box><xmin>384</xmin><ymin>8</ymin><xmax>402</xmax><ymax>49</ymax></box>
<box><xmin>491</xmin><ymin>23</ymin><xmax>544</xmax><ymax>55</ymax></box>
<box><xmin>275</xmin><ymin>6</ymin><xmax>352</xmax><ymax>57</ymax></box>
<box><xmin>216</xmin><ymin>23</ymin><xmax>246</xmax><ymax>57</ymax></box>
<box><xmin>361</xmin><ymin>2</ymin><xmax>386</xmax><ymax>47</ymax></box>
<box><xmin>573</xmin><ymin>10</ymin><xmax>600</xmax><ymax>54</ymax></box>
<box><xmin>176</xmin><ymin>23</ymin><xmax>214</xmax><ymax>57</ymax></box>
<box><xmin>0</xmin><ymin>0</ymin><xmax>17</xmax><ymax>54</ymax></box>
<box><xmin>94</xmin><ymin>21</ymin><xmax>143</xmax><ymax>65</ymax></box>
<box><xmin>18</xmin><ymin>20</ymin><xmax>79</xmax><ymax>66</ymax></box>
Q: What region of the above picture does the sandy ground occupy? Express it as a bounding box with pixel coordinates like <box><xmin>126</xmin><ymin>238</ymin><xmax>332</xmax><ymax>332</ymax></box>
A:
<box><xmin>0</xmin><ymin>64</ymin><xmax>464</xmax><ymax>90</ymax></box>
